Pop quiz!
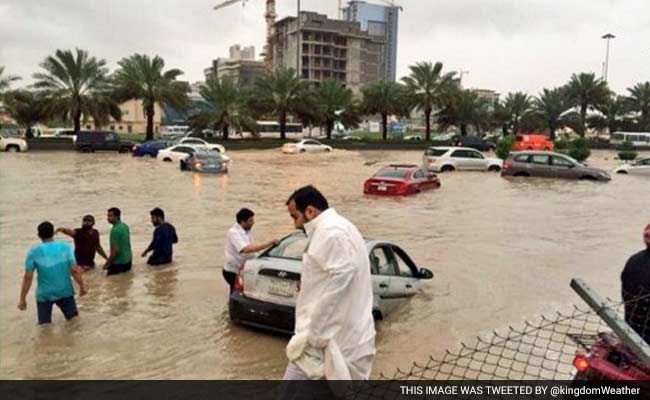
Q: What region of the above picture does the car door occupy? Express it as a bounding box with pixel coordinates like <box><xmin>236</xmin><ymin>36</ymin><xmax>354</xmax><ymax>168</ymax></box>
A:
<box><xmin>412</xmin><ymin>168</ymin><xmax>431</xmax><ymax>190</ymax></box>
<box><xmin>390</xmin><ymin>245</ymin><xmax>420</xmax><ymax>298</ymax></box>
<box><xmin>467</xmin><ymin>149</ymin><xmax>488</xmax><ymax>170</ymax></box>
<box><xmin>550</xmin><ymin>155</ymin><xmax>576</xmax><ymax>178</ymax></box>
<box><xmin>303</xmin><ymin>140</ymin><xmax>320</xmax><ymax>152</ymax></box>
<box><xmin>528</xmin><ymin>154</ymin><xmax>552</xmax><ymax>177</ymax></box>
<box><xmin>369</xmin><ymin>245</ymin><xmax>401</xmax><ymax>314</ymax></box>
<box><xmin>171</xmin><ymin>146</ymin><xmax>195</xmax><ymax>161</ymax></box>
<box><xmin>450</xmin><ymin>149</ymin><xmax>473</xmax><ymax>170</ymax></box>
<box><xmin>631</xmin><ymin>158</ymin><xmax>650</xmax><ymax>175</ymax></box>
<box><xmin>105</xmin><ymin>132</ymin><xmax>121</xmax><ymax>151</ymax></box>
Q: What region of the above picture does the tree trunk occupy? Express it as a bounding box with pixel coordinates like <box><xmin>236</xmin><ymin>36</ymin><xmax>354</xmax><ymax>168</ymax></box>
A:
<box><xmin>425</xmin><ymin>108</ymin><xmax>432</xmax><ymax>141</ymax></box>
<box><xmin>223</xmin><ymin>123</ymin><xmax>230</xmax><ymax>141</ymax></box>
<box><xmin>326</xmin><ymin>120</ymin><xmax>333</xmax><ymax>139</ymax></box>
<box><xmin>74</xmin><ymin>109</ymin><xmax>82</xmax><ymax>134</ymax></box>
<box><xmin>280</xmin><ymin>111</ymin><xmax>287</xmax><ymax>140</ymax></box>
<box><xmin>579</xmin><ymin>104</ymin><xmax>587</xmax><ymax>137</ymax></box>
<box><xmin>461</xmin><ymin>123</ymin><xmax>468</xmax><ymax>136</ymax></box>
<box><xmin>549</xmin><ymin>127</ymin><xmax>556</xmax><ymax>141</ymax></box>
<box><xmin>382</xmin><ymin>113</ymin><xmax>388</xmax><ymax>141</ymax></box>
<box><xmin>146</xmin><ymin>103</ymin><xmax>155</xmax><ymax>141</ymax></box>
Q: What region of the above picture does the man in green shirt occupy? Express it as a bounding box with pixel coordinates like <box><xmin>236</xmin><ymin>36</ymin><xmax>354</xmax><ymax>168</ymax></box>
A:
<box><xmin>103</xmin><ymin>207</ymin><xmax>133</xmax><ymax>276</ymax></box>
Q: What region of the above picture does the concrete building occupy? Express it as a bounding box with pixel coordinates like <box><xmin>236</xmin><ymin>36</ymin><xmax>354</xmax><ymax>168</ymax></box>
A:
<box><xmin>473</xmin><ymin>89</ymin><xmax>500</xmax><ymax>103</ymax></box>
<box><xmin>342</xmin><ymin>1</ymin><xmax>399</xmax><ymax>82</ymax></box>
<box><xmin>82</xmin><ymin>99</ymin><xmax>165</xmax><ymax>134</ymax></box>
<box><xmin>273</xmin><ymin>11</ymin><xmax>385</xmax><ymax>95</ymax></box>
<box><xmin>204</xmin><ymin>44</ymin><xmax>266</xmax><ymax>87</ymax></box>
<box><xmin>230</xmin><ymin>45</ymin><xmax>256</xmax><ymax>61</ymax></box>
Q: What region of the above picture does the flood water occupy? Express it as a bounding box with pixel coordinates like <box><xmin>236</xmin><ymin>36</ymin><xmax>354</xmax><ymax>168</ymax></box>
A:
<box><xmin>1</xmin><ymin>148</ymin><xmax>649</xmax><ymax>379</ymax></box>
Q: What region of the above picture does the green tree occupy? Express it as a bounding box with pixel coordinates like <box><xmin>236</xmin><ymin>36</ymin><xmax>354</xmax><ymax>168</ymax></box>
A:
<box><xmin>401</xmin><ymin>61</ymin><xmax>458</xmax><ymax>141</ymax></box>
<box><xmin>626</xmin><ymin>82</ymin><xmax>650</xmax><ymax>131</ymax></box>
<box><xmin>361</xmin><ymin>80</ymin><xmax>408</xmax><ymax>141</ymax></box>
<box><xmin>253</xmin><ymin>68</ymin><xmax>308</xmax><ymax>140</ymax></box>
<box><xmin>4</xmin><ymin>90</ymin><xmax>45</xmax><ymax>137</ymax></box>
<box><xmin>191</xmin><ymin>76</ymin><xmax>252</xmax><ymax>140</ymax></box>
<box><xmin>313</xmin><ymin>79</ymin><xmax>358</xmax><ymax>139</ymax></box>
<box><xmin>113</xmin><ymin>54</ymin><xmax>189</xmax><ymax>141</ymax></box>
<box><xmin>437</xmin><ymin>89</ymin><xmax>490</xmax><ymax>136</ymax></box>
<box><xmin>532</xmin><ymin>88</ymin><xmax>569</xmax><ymax>140</ymax></box>
<box><xmin>564</xmin><ymin>72</ymin><xmax>610</xmax><ymax>136</ymax></box>
<box><xmin>0</xmin><ymin>66</ymin><xmax>20</xmax><ymax>98</ymax></box>
<box><xmin>33</xmin><ymin>49</ymin><xmax>120</xmax><ymax>133</ymax></box>
<box><xmin>502</xmin><ymin>92</ymin><xmax>533</xmax><ymax>136</ymax></box>
<box><xmin>589</xmin><ymin>95</ymin><xmax>628</xmax><ymax>134</ymax></box>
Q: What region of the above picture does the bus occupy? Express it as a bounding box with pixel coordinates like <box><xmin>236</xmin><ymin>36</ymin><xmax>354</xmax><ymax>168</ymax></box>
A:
<box><xmin>160</xmin><ymin>125</ymin><xmax>190</xmax><ymax>138</ymax></box>
<box><xmin>255</xmin><ymin>121</ymin><xmax>303</xmax><ymax>136</ymax></box>
<box><xmin>610</xmin><ymin>132</ymin><xmax>650</xmax><ymax>147</ymax></box>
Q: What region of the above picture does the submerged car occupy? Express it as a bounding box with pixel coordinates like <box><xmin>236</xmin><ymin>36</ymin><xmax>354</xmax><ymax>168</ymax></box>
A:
<box><xmin>364</xmin><ymin>164</ymin><xmax>440</xmax><ymax>196</ymax></box>
<box><xmin>573</xmin><ymin>332</ymin><xmax>650</xmax><ymax>381</ymax></box>
<box><xmin>180</xmin><ymin>151</ymin><xmax>229</xmax><ymax>173</ymax></box>
<box><xmin>0</xmin><ymin>135</ymin><xmax>28</xmax><ymax>152</ymax></box>
<box><xmin>175</xmin><ymin>137</ymin><xmax>226</xmax><ymax>154</ymax></box>
<box><xmin>613</xmin><ymin>158</ymin><xmax>650</xmax><ymax>175</ymax></box>
<box><xmin>132</xmin><ymin>140</ymin><xmax>174</xmax><ymax>157</ymax></box>
<box><xmin>229</xmin><ymin>231</ymin><xmax>434</xmax><ymax>334</ymax></box>
<box><xmin>422</xmin><ymin>146</ymin><xmax>503</xmax><ymax>172</ymax></box>
<box><xmin>282</xmin><ymin>139</ymin><xmax>332</xmax><ymax>154</ymax></box>
<box><xmin>501</xmin><ymin>151</ymin><xmax>611</xmax><ymax>181</ymax></box>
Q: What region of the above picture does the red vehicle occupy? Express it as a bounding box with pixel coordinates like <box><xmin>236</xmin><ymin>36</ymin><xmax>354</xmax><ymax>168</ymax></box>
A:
<box><xmin>572</xmin><ymin>332</ymin><xmax>650</xmax><ymax>381</ymax></box>
<box><xmin>364</xmin><ymin>164</ymin><xmax>440</xmax><ymax>196</ymax></box>
<box><xmin>512</xmin><ymin>134</ymin><xmax>554</xmax><ymax>151</ymax></box>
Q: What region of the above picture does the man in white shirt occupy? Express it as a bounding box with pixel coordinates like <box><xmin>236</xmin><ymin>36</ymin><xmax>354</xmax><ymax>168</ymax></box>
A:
<box><xmin>283</xmin><ymin>185</ymin><xmax>375</xmax><ymax>381</ymax></box>
<box><xmin>224</xmin><ymin>208</ymin><xmax>278</xmax><ymax>293</ymax></box>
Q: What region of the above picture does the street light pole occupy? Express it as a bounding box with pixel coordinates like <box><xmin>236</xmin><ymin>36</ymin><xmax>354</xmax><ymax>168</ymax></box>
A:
<box><xmin>296</xmin><ymin>0</ymin><xmax>301</xmax><ymax>75</ymax></box>
<box><xmin>602</xmin><ymin>33</ymin><xmax>615</xmax><ymax>82</ymax></box>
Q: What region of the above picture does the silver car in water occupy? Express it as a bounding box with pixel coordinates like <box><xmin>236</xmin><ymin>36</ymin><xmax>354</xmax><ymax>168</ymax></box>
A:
<box><xmin>501</xmin><ymin>151</ymin><xmax>611</xmax><ymax>181</ymax></box>
<box><xmin>228</xmin><ymin>231</ymin><xmax>434</xmax><ymax>334</ymax></box>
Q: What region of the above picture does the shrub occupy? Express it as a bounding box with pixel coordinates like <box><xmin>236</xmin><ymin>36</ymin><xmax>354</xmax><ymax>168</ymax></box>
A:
<box><xmin>496</xmin><ymin>136</ymin><xmax>514</xmax><ymax>160</ymax></box>
<box><xmin>617</xmin><ymin>141</ymin><xmax>637</xmax><ymax>161</ymax></box>
<box><xmin>556</xmin><ymin>137</ymin><xmax>591</xmax><ymax>162</ymax></box>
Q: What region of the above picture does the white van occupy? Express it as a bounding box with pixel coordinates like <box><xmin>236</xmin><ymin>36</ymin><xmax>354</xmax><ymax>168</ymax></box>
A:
<box><xmin>160</xmin><ymin>125</ymin><xmax>190</xmax><ymax>138</ymax></box>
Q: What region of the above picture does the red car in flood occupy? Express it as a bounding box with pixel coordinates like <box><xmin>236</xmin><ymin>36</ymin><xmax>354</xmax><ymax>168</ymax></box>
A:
<box><xmin>364</xmin><ymin>164</ymin><xmax>441</xmax><ymax>196</ymax></box>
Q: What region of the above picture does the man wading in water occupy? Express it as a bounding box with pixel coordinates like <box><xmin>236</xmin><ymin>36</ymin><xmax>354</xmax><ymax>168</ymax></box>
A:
<box><xmin>56</xmin><ymin>215</ymin><xmax>108</xmax><ymax>271</ymax></box>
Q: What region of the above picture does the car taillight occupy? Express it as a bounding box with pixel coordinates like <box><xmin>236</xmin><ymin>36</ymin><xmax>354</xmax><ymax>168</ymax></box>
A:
<box><xmin>234</xmin><ymin>265</ymin><xmax>245</xmax><ymax>293</ymax></box>
<box><xmin>503</xmin><ymin>159</ymin><xmax>513</xmax><ymax>169</ymax></box>
<box><xmin>573</xmin><ymin>356</ymin><xmax>590</xmax><ymax>372</ymax></box>
<box><xmin>427</xmin><ymin>157</ymin><xmax>435</xmax><ymax>163</ymax></box>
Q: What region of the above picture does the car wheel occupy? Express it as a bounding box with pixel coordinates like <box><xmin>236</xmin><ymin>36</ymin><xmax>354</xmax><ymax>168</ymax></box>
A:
<box><xmin>325</xmin><ymin>148</ymin><xmax>332</xmax><ymax>152</ymax></box>
<box><xmin>6</xmin><ymin>145</ymin><xmax>19</xmax><ymax>153</ymax></box>
<box><xmin>80</xmin><ymin>147</ymin><xmax>92</xmax><ymax>153</ymax></box>
<box><xmin>579</xmin><ymin>176</ymin><xmax>597</xmax><ymax>181</ymax></box>
<box><xmin>616</xmin><ymin>170</ymin><xmax>628</xmax><ymax>174</ymax></box>
<box><xmin>163</xmin><ymin>158</ymin><xmax>172</xmax><ymax>162</ymax></box>
<box><xmin>299</xmin><ymin>149</ymin><xmax>306</xmax><ymax>153</ymax></box>
<box><xmin>441</xmin><ymin>165</ymin><xmax>455</xmax><ymax>173</ymax></box>
<box><xmin>513</xmin><ymin>172</ymin><xmax>530</xmax><ymax>177</ymax></box>
<box><xmin>488</xmin><ymin>165</ymin><xmax>501</xmax><ymax>172</ymax></box>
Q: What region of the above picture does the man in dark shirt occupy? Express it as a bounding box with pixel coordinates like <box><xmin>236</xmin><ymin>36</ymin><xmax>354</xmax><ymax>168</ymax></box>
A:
<box><xmin>621</xmin><ymin>223</ymin><xmax>650</xmax><ymax>343</ymax></box>
<box><xmin>142</xmin><ymin>208</ymin><xmax>178</xmax><ymax>266</ymax></box>
<box><xmin>56</xmin><ymin>215</ymin><xmax>108</xmax><ymax>271</ymax></box>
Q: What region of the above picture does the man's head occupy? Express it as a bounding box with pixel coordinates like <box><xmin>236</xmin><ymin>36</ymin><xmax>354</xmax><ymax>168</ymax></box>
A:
<box><xmin>37</xmin><ymin>221</ymin><xmax>54</xmax><ymax>241</ymax></box>
<box><xmin>150</xmin><ymin>208</ymin><xmax>165</xmax><ymax>227</ymax></box>
<box><xmin>237</xmin><ymin>208</ymin><xmax>255</xmax><ymax>231</ymax></box>
<box><xmin>107</xmin><ymin>207</ymin><xmax>121</xmax><ymax>225</ymax></box>
<box><xmin>286</xmin><ymin>185</ymin><xmax>329</xmax><ymax>229</ymax></box>
<box><xmin>644</xmin><ymin>223</ymin><xmax>650</xmax><ymax>248</ymax></box>
<box><xmin>81</xmin><ymin>215</ymin><xmax>95</xmax><ymax>230</ymax></box>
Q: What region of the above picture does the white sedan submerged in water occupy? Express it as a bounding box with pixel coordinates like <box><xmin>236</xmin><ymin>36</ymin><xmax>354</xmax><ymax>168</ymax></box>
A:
<box><xmin>282</xmin><ymin>139</ymin><xmax>332</xmax><ymax>154</ymax></box>
<box><xmin>614</xmin><ymin>158</ymin><xmax>650</xmax><ymax>175</ymax></box>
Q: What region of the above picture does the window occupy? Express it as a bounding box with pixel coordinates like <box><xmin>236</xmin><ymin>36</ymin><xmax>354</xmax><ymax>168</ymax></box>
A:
<box><xmin>413</xmin><ymin>170</ymin><xmax>425</xmax><ymax>179</ymax></box>
<box><xmin>304</xmin><ymin>140</ymin><xmax>319</xmax><ymax>145</ymax></box>
<box><xmin>107</xmin><ymin>133</ymin><xmax>119</xmax><ymax>142</ymax></box>
<box><xmin>375</xmin><ymin>168</ymin><xmax>408</xmax><ymax>178</ymax></box>
<box><xmin>552</xmin><ymin>156</ymin><xmax>573</xmax><ymax>167</ymax></box>
<box><xmin>371</xmin><ymin>247</ymin><xmax>396</xmax><ymax>276</ymax></box>
<box><xmin>127</xmin><ymin>125</ymin><xmax>132</xmax><ymax>133</ymax></box>
<box><xmin>118</xmin><ymin>125</ymin><xmax>123</xmax><ymax>131</ymax></box>
<box><xmin>530</xmin><ymin>155</ymin><xmax>550</xmax><ymax>165</ymax></box>
<box><xmin>451</xmin><ymin>150</ymin><xmax>471</xmax><ymax>158</ymax></box>
<box><xmin>514</xmin><ymin>154</ymin><xmax>530</xmax><ymax>163</ymax></box>
<box><xmin>266</xmin><ymin>234</ymin><xmax>308</xmax><ymax>260</ymax></box>
<box><xmin>392</xmin><ymin>247</ymin><xmax>415</xmax><ymax>278</ymax></box>
<box><xmin>469</xmin><ymin>151</ymin><xmax>485</xmax><ymax>159</ymax></box>
<box><xmin>425</xmin><ymin>148</ymin><xmax>448</xmax><ymax>157</ymax></box>
<box><xmin>174</xmin><ymin>146</ymin><xmax>195</xmax><ymax>154</ymax></box>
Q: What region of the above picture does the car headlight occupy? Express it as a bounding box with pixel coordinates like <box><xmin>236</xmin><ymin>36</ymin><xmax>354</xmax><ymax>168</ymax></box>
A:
<box><xmin>598</xmin><ymin>171</ymin><xmax>610</xmax><ymax>179</ymax></box>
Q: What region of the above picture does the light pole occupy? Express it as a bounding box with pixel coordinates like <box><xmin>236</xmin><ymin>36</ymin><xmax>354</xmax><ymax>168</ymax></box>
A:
<box><xmin>602</xmin><ymin>33</ymin><xmax>615</xmax><ymax>82</ymax></box>
<box><xmin>458</xmin><ymin>69</ymin><xmax>469</xmax><ymax>85</ymax></box>
<box><xmin>296</xmin><ymin>0</ymin><xmax>301</xmax><ymax>74</ymax></box>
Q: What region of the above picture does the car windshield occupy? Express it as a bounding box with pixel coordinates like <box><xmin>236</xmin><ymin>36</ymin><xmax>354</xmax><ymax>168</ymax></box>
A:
<box><xmin>265</xmin><ymin>233</ymin><xmax>309</xmax><ymax>260</ymax></box>
<box><xmin>375</xmin><ymin>168</ymin><xmax>409</xmax><ymax>178</ymax></box>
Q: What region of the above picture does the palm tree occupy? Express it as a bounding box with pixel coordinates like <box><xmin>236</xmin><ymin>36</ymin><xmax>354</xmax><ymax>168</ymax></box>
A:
<box><xmin>532</xmin><ymin>88</ymin><xmax>569</xmax><ymax>140</ymax></box>
<box><xmin>0</xmin><ymin>66</ymin><xmax>20</xmax><ymax>97</ymax></box>
<box><xmin>626</xmin><ymin>82</ymin><xmax>650</xmax><ymax>130</ymax></box>
<box><xmin>589</xmin><ymin>95</ymin><xmax>629</xmax><ymax>134</ymax></box>
<box><xmin>191</xmin><ymin>76</ymin><xmax>252</xmax><ymax>140</ymax></box>
<box><xmin>437</xmin><ymin>89</ymin><xmax>490</xmax><ymax>136</ymax></box>
<box><xmin>401</xmin><ymin>61</ymin><xmax>458</xmax><ymax>141</ymax></box>
<box><xmin>502</xmin><ymin>92</ymin><xmax>533</xmax><ymax>136</ymax></box>
<box><xmin>3</xmin><ymin>90</ymin><xmax>45</xmax><ymax>137</ymax></box>
<box><xmin>313</xmin><ymin>79</ymin><xmax>358</xmax><ymax>139</ymax></box>
<box><xmin>361</xmin><ymin>81</ymin><xmax>408</xmax><ymax>140</ymax></box>
<box><xmin>33</xmin><ymin>49</ymin><xmax>120</xmax><ymax>133</ymax></box>
<box><xmin>113</xmin><ymin>54</ymin><xmax>189</xmax><ymax>141</ymax></box>
<box><xmin>564</xmin><ymin>72</ymin><xmax>610</xmax><ymax>136</ymax></box>
<box><xmin>253</xmin><ymin>68</ymin><xmax>308</xmax><ymax>139</ymax></box>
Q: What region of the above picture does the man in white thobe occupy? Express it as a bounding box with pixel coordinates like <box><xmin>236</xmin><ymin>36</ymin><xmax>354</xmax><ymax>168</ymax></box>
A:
<box><xmin>284</xmin><ymin>185</ymin><xmax>375</xmax><ymax>381</ymax></box>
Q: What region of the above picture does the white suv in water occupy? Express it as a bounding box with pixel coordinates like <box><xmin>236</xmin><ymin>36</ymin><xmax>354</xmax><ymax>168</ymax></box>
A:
<box><xmin>228</xmin><ymin>231</ymin><xmax>434</xmax><ymax>334</ymax></box>
<box><xmin>423</xmin><ymin>146</ymin><xmax>502</xmax><ymax>172</ymax></box>
<box><xmin>0</xmin><ymin>136</ymin><xmax>28</xmax><ymax>152</ymax></box>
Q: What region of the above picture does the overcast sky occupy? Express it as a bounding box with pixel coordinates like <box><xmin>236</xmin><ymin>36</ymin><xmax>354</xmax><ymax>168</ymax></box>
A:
<box><xmin>1</xmin><ymin>0</ymin><xmax>648</xmax><ymax>96</ymax></box>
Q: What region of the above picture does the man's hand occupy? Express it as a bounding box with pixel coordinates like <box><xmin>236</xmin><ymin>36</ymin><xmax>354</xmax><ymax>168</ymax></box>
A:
<box><xmin>141</xmin><ymin>250</ymin><xmax>148</xmax><ymax>258</ymax></box>
<box><xmin>18</xmin><ymin>300</ymin><xmax>27</xmax><ymax>311</ymax></box>
<box><xmin>270</xmin><ymin>239</ymin><xmax>280</xmax><ymax>247</ymax></box>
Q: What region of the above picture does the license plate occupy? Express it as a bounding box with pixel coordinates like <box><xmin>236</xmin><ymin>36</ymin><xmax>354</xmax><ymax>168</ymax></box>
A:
<box><xmin>206</xmin><ymin>163</ymin><xmax>216</xmax><ymax>168</ymax></box>
<box><xmin>378</xmin><ymin>185</ymin><xmax>387</xmax><ymax>191</ymax></box>
<box><xmin>268</xmin><ymin>280</ymin><xmax>296</xmax><ymax>298</ymax></box>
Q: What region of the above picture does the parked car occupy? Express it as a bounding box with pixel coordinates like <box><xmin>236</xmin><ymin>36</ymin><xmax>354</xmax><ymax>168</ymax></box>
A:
<box><xmin>422</xmin><ymin>146</ymin><xmax>503</xmax><ymax>173</ymax></box>
<box><xmin>53</xmin><ymin>129</ymin><xmax>81</xmax><ymax>142</ymax></box>
<box><xmin>501</xmin><ymin>151</ymin><xmax>611</xmax><ymax>181</ymax></box>
<box><xmin>282</xmin><ymin>139</ymin><xmax>332</xmax><ymax>154</ymax></box>
<box><xmin>228</xmin><ymin>231</ymin><xmax>434</xmax><ymax>334</ymax></box>
<box><xmin>132</xmin><ymin>140</ymin><xmax>174</xmax><ymax>158</ymax></box>
<box><xmin>180</xmin><ymin>151</ymin><xmax>230</xmax><ymax>173</ymax></box>
<box><xmin>572</xmin><ymin>332</ymin><xmax>650</xmax><ymax>381</ymax></box>
<box><xmin>157</xmin><ymin>144</ymin><xmax>202</xmax><ymax>163</ymax></box>
<box><xmin>364</xmin><ymin>164</ymin><xmax>440</xmax><ymax>196</ymax></box>
<box><xmin>512</xmin><ymin>134</ymin><xmax>554</xmax><ymax>151</ymax></box>
<box><xmin>0</xmin><ymin>135</ymin><xmax>28</xmax><ymax>152</ymax></box>
<box><xmin>452</xmin><ymin>135</ymin><xmax>496</xmax><ymax>151</ymax></box>
<box><xmin>175</xmin><ymin>137</ymin><xmax>225</xmax><ymax>154</ymax></box>
<box><xmin>613</xmin><ymin>158</ymin><xmax>650</xmax><ymax>175</ymax></box>
<box><xmin>74</xmin><ymin>131</ymin><xmax>135</xmax><ymax>153</ymax></box>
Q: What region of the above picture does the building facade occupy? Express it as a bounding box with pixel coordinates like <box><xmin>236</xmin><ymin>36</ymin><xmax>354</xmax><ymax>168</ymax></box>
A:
<box><xmin>342</xmin><ymin>1</ymin><xmax>399</xmax><ymax>82</ymax></box>
<box><xmin>273</xmin><ymin>11</ymin><xmax>385</xmax><ymax>95</ymax></box>
<box><xmin>83</xmin><ymin>99</ymin><xmax>164</xmax><ymax>134</ymax></box>
<box><xmin>204</xmin><ymin>44</ymin><xmax>266</xmax><ymax>87</ymax></box>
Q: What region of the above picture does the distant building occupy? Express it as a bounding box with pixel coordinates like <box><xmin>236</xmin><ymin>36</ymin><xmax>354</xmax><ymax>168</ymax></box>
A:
<box><xmin>273</xmin><ymin>11</ymin><xmax>385</xmax><ymax>95</ymax></box>
<box><xmin>83</xmin><ymin>99</ymin><xmax>165</xmax><ymax>134</ymax></box>
<box><xmin>204</xmin><ymin>44</ymin><xmax>266</xmax><ymax>87</ymax></box>
<box><xmin>342</xmin><ymin>0</ymin><xmax>399</xmax><ymax>82</ymax></box>
<box><xmin>230</xmin><ymin>45</ymin><xmax>256</xmax><ymax>61</ymax></box>
<box><xmin>473</xmin><ymin>89</ymin><xmax>500</xmax><ymax>103</ymax></box>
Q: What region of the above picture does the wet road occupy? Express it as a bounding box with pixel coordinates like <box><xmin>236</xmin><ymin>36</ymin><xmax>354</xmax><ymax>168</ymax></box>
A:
<box><xmin>1</xmin><ymin>149</ymin><xmax>649</xmax><ymax>379</ymax></box>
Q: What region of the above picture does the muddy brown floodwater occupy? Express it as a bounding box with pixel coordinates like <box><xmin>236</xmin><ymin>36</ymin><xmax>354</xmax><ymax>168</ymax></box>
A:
<box><xmin>1</xmin><ymin>149</ymin><xmax>649</xmax><ymax>379</ymax></box>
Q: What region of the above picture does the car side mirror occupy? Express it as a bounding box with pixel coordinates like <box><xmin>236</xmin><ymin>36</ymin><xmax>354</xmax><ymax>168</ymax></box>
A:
<box><xmin>419</xmin><ymin>268</ymin><xmax>434</xmax><ymax>280</ymax></box>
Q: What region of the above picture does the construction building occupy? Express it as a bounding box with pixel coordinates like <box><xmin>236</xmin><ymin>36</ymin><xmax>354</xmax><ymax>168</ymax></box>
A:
<box><xmin>204</xmin><ymin>44</ymin><xmax>266</xmax><ymax>87</ymax></box>
<box><xmin>273</xmin><ymin>11</ymin><xmax>385</xmax><ymax>95</ymax></box>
